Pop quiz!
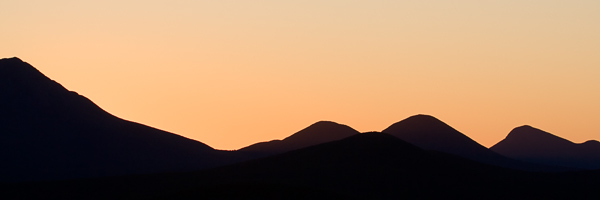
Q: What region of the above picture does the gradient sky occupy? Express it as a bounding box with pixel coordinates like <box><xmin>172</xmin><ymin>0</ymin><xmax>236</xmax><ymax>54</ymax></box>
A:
<box><xmin>2</xmin><ymin>0</ymin><xmax>599</xmax><ymax>150</ymax></box>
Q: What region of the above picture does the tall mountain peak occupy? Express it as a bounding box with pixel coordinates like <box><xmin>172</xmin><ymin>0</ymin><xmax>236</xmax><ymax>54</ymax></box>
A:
<box><xmin>1</xmin><ymin>57</ymin><xmax>46</xmax><ymax>79</ymax></box>
<box><xmin>0</xmin><ymin>57</ymin><xmax>70</xmax><ymax>99</ymax></box>
<box><xmin>1</xmin><ymin>58</ymin><xmax>220</xmax><ymax>182</ymax></box>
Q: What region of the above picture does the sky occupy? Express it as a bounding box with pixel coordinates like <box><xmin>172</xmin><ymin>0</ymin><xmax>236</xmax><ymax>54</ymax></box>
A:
<box><xmin>2</xmin><ymin>0</ymin><xmax>599</xmax><ymax>150</ymax></box>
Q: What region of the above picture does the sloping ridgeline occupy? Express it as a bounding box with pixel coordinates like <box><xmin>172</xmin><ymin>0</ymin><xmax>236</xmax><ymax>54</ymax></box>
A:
<box><xmin>0</xmin><ymin>57</ymin><xmax>241</xmax><ymax>182</ymax></box>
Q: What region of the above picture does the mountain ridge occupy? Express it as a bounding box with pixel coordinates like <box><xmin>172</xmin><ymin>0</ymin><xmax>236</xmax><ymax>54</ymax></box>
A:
<box><xmin>0</xmin><ymin>57</ymin><xmax>235</xmax><ymax>182</ymax></box>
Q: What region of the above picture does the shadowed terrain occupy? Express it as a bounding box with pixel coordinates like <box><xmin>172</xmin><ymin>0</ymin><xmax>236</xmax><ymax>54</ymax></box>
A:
<box><xmin>5</xmin><ymin>132</ymin><xmax>600</xmax><ymax>200</ymax></box>
<box><xmin>491</xmin><ymin>125</ymin><xmax>600</xmax><ymax>170</ymax></box>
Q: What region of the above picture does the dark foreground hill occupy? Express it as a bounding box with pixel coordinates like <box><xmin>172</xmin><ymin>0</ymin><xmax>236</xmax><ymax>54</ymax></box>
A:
<box><xmin>238</xmin><ymin>121</ymin><xmax>359</xmax><ymax>156</ymax></box>
<box><xmin>5</xmin><ymin>132</ymin><xmax>600</xmax><ymax>200</ymax></box>
<box><xmin>491</xmin><ymin>125</ymin><xmax>600</xmax><ymax>170</ymax></box>
<box><xmin>382</xmin><ymin>115</ymin><xmax>562</xmax><ymax>171</ymax></box>
<box><xmin>0</xmin><ymin>57</ymin><xmax>243</xmax><ymax>182</ymax></box>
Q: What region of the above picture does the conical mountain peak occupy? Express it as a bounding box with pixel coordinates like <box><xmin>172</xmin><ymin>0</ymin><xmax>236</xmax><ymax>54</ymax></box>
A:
<box><xmin>382</xmin><ymin>114</ymin><xmax>475</xmax><ymax>146</ymax></box>
<box><xmin>381</xmin><ymin>115</ymin><xmax>534</xmax><ymax>170</ymax></box>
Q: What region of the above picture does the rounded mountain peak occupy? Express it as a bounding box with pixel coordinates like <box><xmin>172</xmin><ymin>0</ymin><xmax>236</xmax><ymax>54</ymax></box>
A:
<box><xmin>383</xmin><ymin>114</ymin><xmax>454</xmax><ymax>135</ymax></box>
<box><xmin>238</xmin><ymin>121</ymin><xmax>360</xmax><ymax>153</ymax></box>
<box><xmin>504</xmin><ymin>125</ymin><xmax>573</xmax><ymax>146</ymax></box>
<box><xmin>284</xmin><ymin>121</ymin><xmax>359</xmax><ymax>141</ymax></box>
<box><xmin>279</xmin><ymin>121</ymin><xmax>360</xmax><ymax>149</ymax></box>
<box><xmin>512</xmin><ymin>125</ymin><xmax>537</xmax><ymax>132</ymax></box>
<box><xmin>309</xmin><ymin>120</ymin><xmax>345</xmax><ymax>127</ymax></box>
<box><xmin>403</xmin><ymin>114</ymin><xmax>441</xmax><ymax>122</ymax></box>
<box><xmin>490</xmin><ymin>125</ymin><xmax>575</xmax><ymax>155</ymax></box>
<box><xmin>583</xmin><ymin>140</ymin><xmax>600</xmax><ymax>145</ymax></box>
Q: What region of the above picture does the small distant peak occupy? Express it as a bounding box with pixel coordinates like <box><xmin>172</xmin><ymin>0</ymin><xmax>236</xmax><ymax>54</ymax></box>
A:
<box><xmin>401</xmin><ymin>114</ymin><xmax>445</xmax><ymax>123</ymax></box>
<box><xmin>408</xmin><ymin>114</ymin><xmax>438</xmax><ymax>119</ymax></box>
<box><xmin>507</xmin><ymin>125</ymin><xmax>540</xmax><ymax>135</ymax></box>
<box><xmin>301</xmin><ymin>121</ymin><xmax>359</xmax><ymax>133</ymax></box>
<box><xmin>386</xmin><ymin>114</ymin><xmax>447</xmax><ymax>129</ymax></box>
<box><xmin>507</xmin><ymin>125</ymin><xmax>542</xmax><ymax>136</ymax></box>
<box><xmin>582</xmin><ymin>140</ymin><xmax>600</xmax><ymax>145</ymax></box>
<box><xmin>283</xmin><ymin>120</ymin><xmax>359</xmax><ymax>141</ymax></box>
<box><xmin>312</xmin><ymin>120</ymin><xmax>340</xmax><ymax>125</ymax></box>
<box><xmin>508</xmin><ymin>125</ymin><xmax>544</xmax><ymax>136</ymax></box>
<box><xmin>300</xmin><ymin>120</ymin><xmax>358</xmax><ymax>134</ymax></box>
<box><xmin>504</xmin><ymin>125</ymin><xmax>574</xmax><ymax>145</ymax></box>
<box><xmin>515</xmin><ymin>125</ymin><xmax>535</xmax><ymax>129</ymax></box>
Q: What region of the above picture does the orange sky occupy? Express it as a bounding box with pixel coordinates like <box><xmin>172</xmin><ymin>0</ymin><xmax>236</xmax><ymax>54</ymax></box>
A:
<box><xmin>2</xmin><ymin>0</ymin><xmax>600</xmax><ymax>150</ymax></box>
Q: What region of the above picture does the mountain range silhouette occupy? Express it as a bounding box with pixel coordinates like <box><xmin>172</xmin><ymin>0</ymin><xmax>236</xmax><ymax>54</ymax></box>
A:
<box><xmin>2</xmin><ymin>57</ymin><xmax>600</xmax><ymax>199</ymax></box>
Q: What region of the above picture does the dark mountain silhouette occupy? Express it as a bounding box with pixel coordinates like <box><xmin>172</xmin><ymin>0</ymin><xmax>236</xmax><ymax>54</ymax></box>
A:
<box><xmin>381</xmin><ymin>114</ymin><xmax>563</xmax><ymax>171</ymax></box>
<box><xmin>6</xmin><ymin>132</ymin><xmax>600</xmax><ymax>200</ymax></box>
<box><xmin>0</xmin><ymin>57</ymin><xmax>242</xmax><ymax>182</ymax></box>
<box><xmin>238</xmin><ymin>121</ymin><xmax>359</xmax><ymax>156</ymax></box>
<box><xmin>491</xmin><ymin>125</ymin><xmax>600</xmax><ymax>169</ymax></box>
<box><xmin>5</xmin><ymin>56</ymin><xmax>600</xmax><ymax>199</ymax></box>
